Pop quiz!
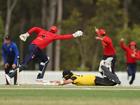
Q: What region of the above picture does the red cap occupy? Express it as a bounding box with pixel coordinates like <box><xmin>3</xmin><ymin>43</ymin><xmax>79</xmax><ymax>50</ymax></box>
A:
<box><xmin>129</xmin><ymin>41</ymin><xmax>137</xmax><ymax>46</ymax></box>
<box><xmin>96</xmin><ymin>28</ymin><xmax>106</xmax><ymax>36</ymax></box>
<box><xmin>49</xmin><ymin>26</ymin><xmax>58</xmax><ymax>33</ymax></box>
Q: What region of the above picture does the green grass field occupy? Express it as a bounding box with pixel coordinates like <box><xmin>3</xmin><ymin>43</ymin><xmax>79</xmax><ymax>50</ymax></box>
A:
<box><xmin>0</xmin><ymin>85</ymin><xmax>140</xmax><ymax>105</ymax></box>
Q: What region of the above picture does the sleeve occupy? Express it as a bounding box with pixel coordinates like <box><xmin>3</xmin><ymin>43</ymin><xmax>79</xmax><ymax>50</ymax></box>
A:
<box><xmin>54</xmin><ymin>34</ymin><xmax>74</xmax><ymax>40</ymax></box>
<box><xmin>2</xmin><ymin>45</ymin><xmax>7</xmax><ymax>64</ymax></box>
<box><xmin>120</xmin><ymin>41</ymin><xmax>129</xmax><ymax>51</ymax></box>
<box><xmin>102</xmin><ymin>37</ymin><xmax>111</xmax><ymax>46</ymax></box>
<box><xmin>13</xmin><ymin>43</ymin><xmax>19</xmax><ymax>65</ymax></box>
<box><xmin>27</xmin><ymin>27</ymin><xmax>43</xmax><ymax>35</ymax></box>
<box><xmin>102</xmin><ymin>41</ymin><xmax>107</xmax><ymax>47</ymax></box>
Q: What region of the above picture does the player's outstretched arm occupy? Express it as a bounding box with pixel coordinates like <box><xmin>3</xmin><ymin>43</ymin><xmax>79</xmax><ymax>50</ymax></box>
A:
<box><xmin>120</xmin><ymin>38</ymin><xmax>129</xmax><ymax>51</ymax></box>
<box><xmin>54</xmin><ymin>30</ymin><xmax>83</xmax><ymax>40</ymax></box>
<box><xmin>60</xmin><ymin>79</ymin><xmax>73</xmax><ymax>85</ymax></box>
<box><xmin>19</xmin><ymin>27</ymin><xmax>42</xmax><ymax>42</ymax></box>
<box><xmin>44</xmin><ymin>79</ymin><xmax>73</xmax><ymax>86</ymax></box>
<box><xmin>95</xmin><ymin>27</ymin><xmax>100</xmax><ymax>35</ymax></box>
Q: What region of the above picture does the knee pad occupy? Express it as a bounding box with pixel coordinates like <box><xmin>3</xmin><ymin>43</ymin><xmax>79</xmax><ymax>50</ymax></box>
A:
<box><xmin>39</xmin><ymin>59</ymin><xmax>49</xmax><ymax>69</ymax></box>
<box><xmin>38</xmin><ymin>58</ymin><xmax>50</xmax><ymax>79</ymax></box>
<box><xmin>40</xmin><ymin>57</ymin><xmax>50</xmax><ymax>66</ymax></box>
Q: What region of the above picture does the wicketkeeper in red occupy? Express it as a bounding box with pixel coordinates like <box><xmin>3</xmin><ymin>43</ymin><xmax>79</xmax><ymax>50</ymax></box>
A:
<box><xmin>6</xmin><ymin>26</ymin><xmax>83</xmax><ymax>83</ymax></box>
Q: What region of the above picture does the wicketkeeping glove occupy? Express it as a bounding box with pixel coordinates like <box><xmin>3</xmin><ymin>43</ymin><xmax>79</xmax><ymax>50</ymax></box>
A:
<box><xmin>72</xmin><ymin>30</ymin><xmax>83</xmax><ymax>38</ymax></box>
<box><xmin>19</xmin><ymin>32</ymin><xmax>30</xmax><ymax>42</ymax></box>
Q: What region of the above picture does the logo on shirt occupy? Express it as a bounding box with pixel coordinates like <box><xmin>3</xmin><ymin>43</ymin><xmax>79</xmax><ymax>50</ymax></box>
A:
<box><xmin>42</xmin><ymin>34</ymin><xmax>46</xmax><ymax>38</ymax></box>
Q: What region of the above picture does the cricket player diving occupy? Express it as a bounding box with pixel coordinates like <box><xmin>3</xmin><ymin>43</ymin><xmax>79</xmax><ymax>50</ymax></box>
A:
<box><xmin>45</xmin><ymin>69</ymin><xmax>121</xmax><ymax>86</ymax></box>
<box><xmin>5</xmin><ymin>26</ymin><xmax>83</xmax><ymax>84</ymax></box>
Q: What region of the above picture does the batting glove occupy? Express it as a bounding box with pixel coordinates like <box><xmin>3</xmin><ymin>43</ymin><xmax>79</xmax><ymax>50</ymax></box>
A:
<box><xmin>19</xmin><ymin>32</ymin><xmax>30</xmax><ymax>42</ymax></box>
<box><xmin>73</xmin><ymin>30</ymin><xmax>83</xmax><ymax>38</ymax></box>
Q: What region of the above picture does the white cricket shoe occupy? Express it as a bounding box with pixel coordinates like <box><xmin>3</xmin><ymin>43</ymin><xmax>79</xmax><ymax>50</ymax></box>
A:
<box><xmin>36</xmin><ymin>78</ymin><xmax>44</xmax><ymax>83</ymax></box>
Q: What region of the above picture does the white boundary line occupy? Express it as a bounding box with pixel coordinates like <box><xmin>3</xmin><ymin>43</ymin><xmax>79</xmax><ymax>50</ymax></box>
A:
<box><xmin>0</xmin><ymin>88</ymin><xmax>140</xmax><ymax>91</ymax></box>
<box><xmin>0</xmin><ymin>86</ymin><xmax>140</xmax><ymax>90</ymax></box>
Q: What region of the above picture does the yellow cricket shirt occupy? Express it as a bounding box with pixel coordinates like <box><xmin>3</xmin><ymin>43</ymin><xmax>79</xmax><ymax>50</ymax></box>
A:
<box><xmin>71</xmin><ymin>74</ymin><xmax>96</xmax><ymax>86</ymax></box>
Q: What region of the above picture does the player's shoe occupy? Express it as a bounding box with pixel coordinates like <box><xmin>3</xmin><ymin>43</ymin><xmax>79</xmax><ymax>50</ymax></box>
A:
<box><xmin>36</xmin><ymin>78</ymin><xmax>44</xmax><ymax>83</ymax></box>
<box><xmin>5</xmin><ymin>74</ymin><xmax>11</xmax><ymax>85</ymax></box>
<box><xmin>129</xmin><ymin>79</ymin><xmax>134</xmax><ymax>85</ymax></box>
<box><xmin>36</xmin><ymin>72</ymin><xmax>43</xmax><ymax>83</ymax></box>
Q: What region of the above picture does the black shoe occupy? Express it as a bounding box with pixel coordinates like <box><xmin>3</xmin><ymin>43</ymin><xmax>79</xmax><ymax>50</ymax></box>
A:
<box><xmin>37</xmin><ymin>73</ymin><xmax>43</xmax><ymax>79</ymax></box>
<box><xmin>129</xmin><ymin>81</ymin><xmax>133</xmax><ymax>85</ymax></box>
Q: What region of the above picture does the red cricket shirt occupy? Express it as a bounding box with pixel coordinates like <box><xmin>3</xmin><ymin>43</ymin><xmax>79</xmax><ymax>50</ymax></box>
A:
<box><xmin>101</xmin><ymin>36</ymin><xmax>116</xmax><ymax>56</ymax></box>
<box><xmin>120</xmin><ymin>41</ymin><xmax>137</xmax><ymax>63</ymax></box>
<box><xmin>27</xmin><ymin>27</ymin><xmax>74</xmax><ymax>49</ymax></box>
